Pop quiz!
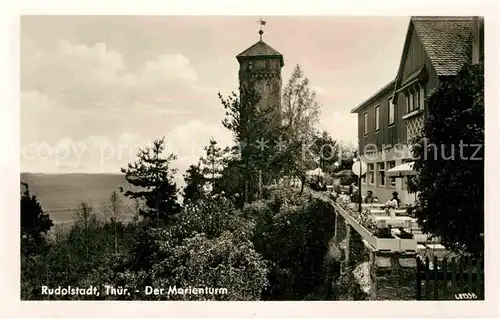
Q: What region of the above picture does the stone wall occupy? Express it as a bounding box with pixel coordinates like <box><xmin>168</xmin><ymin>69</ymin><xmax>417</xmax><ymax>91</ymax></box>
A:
<box><xmin>332</xmin><ymin>206</ymin><xmax>417</xmax><ymax>300</ymax></box>
<box><xmin>366</xmin><ymin>243</ymin><xmax>417</xmax><ymax>300</ymax></box>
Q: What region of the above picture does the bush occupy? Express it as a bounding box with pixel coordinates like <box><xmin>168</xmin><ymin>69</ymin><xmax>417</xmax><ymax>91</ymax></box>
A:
<box><xmin>21</xmin><ymin>203</ymin><xmax>140</xmax><ymax>300</ymax></box>
<box><xmin>117</xmin><ymin>229</ymin><xmax>269</xmax><ymax>300</ymax></box>
<box><xmin>252</xmin><ymin>187</ymin><xmax>337</xmax><ymax>300</ymax></box>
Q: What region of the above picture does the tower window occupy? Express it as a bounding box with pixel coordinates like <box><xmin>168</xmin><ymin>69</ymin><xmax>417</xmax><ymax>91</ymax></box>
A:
<box><xmin>247</xmin><ymin>61</ymin><xmax>253</xmax><ymax>71</ymax></box>
<box><xmin>265</xmin><ymin>60</ymin><xmax>270</xmax><ymax>68</ymax></box>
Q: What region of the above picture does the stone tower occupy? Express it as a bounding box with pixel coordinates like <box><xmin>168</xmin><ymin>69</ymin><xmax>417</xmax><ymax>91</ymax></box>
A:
<box><xmin>236</xmin><ymin>28</ymin><xmax>284</xmax><ymax>122</ymax></box>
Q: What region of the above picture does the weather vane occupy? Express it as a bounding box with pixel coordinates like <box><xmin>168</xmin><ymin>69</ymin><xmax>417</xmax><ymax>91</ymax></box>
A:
<box><xmin>257</xmin><ymin>17</ymin><xmax>267</xmax><ymax>41</ymax></box>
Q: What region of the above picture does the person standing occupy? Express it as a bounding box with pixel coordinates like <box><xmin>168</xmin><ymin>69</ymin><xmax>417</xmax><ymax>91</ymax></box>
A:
<box><xmin>389</xmin><ymin>191</ymin><xmax>401</xmax><ymax>208</ymax></box>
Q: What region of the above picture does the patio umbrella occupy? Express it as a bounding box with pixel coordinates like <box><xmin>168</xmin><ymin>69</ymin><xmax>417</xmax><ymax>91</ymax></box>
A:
<box><xmin>386</xmin><ymin>161</ymin><xmax>416</xmax><ymax>177</ymax></box>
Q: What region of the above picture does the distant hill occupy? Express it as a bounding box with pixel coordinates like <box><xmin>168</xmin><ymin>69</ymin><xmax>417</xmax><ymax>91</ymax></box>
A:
<box><xmin>20</xmin><ymin>172</ymin><xmax>137</xmax><ymax>224</ymax></box>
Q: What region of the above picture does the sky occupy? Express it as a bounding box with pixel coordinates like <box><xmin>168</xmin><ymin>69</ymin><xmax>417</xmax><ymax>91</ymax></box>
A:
<box><xmin>20</xmin><ymin>15</ymin><xmax>410</xmax><ymax>177</ymax></box>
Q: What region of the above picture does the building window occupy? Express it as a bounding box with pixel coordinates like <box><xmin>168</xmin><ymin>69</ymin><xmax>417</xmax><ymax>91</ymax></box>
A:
<box><xmin>377</xmin><ymin>162</ymin><xmax>385</xmax><ymax>186</ymax></box>
<box><xmin>406</xmin><ymin>83</ymin><xmax>426</xmax><ymax>113</ymax></box>
<box><xmin>375</xmin><ymin>105</ymin><xmax>380</xmax><ymax>131</ymax></box>
<box><xmin>265</xmin><ymin>60</ymin><xmax>270</xmax><ymax>68</ymax></box>
<box><xmin>388</xmin><ymin>97</ymin><xmax>394</xmax><ymax>125</ymax></box>
<box><xmin>364</xmin><ymin>113</ymin><xmax>368</xmax><ymax>135</ymax></box>
<box><xmin>414</xmin><ymin>87</ymin><xmax>420</xmax><ymax>110</ymax></box>
<box><xmin>387</xmin><ymin>161</ymin><xmax>396</xmax><ymax>187</ymax></box>
<box><xmin>419</xmin><ymin>85</ymin><xmax>425</xmax><ymax>108</ymax></box>
<box><xmin>368</xmin><ymin>163</ymin><xmax>375</xmax><ymax>185</ymax></box>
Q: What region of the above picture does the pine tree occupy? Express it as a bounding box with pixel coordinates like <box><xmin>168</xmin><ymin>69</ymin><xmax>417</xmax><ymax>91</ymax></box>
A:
<box><xmin>20</xmin><ymin>182</ymin><xmax>53</xmax><ymax>255</ymax></box>
<box><xmin>219</xmin><ymin>87</ymin><xmax>262</xmax><ymax>203</ymax></box>
<box><xmin>200</xmin><ymin>138</ymin><xmax>225</xmax><ymax>192</ymax></box>
<box><xmin>120</xmin><ymin>137</ymin><xmax>180</xmax><ymax>227</ymax></box>
<box><xmin>182</xmin><ymin>164</ymin><xmax>206</xmax><ymax>205</ymax></box>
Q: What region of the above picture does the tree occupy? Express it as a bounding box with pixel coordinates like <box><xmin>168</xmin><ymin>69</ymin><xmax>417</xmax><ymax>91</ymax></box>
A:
<box><xmin>408</xmin><ymin>60</ymin><xmax>484</xmax><ymax>256</ymax></box>
<box><xmin>20</xmin><ymin>182</ymin><xmax>53</xmax><ymax>255</ymax></box>
<box><xmin>200</xmin><ymin>138</ymin><xmax>225</xmax><ymax>192</ymax></box>
<box><xmin>213</xmin><ymin>154</ymin><xmax>247</xmax><ymax>208</ymax></box>
<box><xmin>75</xmin><ymin>202</ymin><xmax>94</xmax><ymax>233</ymax></box>
<box><xmin>220</xmin><ymin>86</ymin><xmax>271</xmax><ymax>202</ymax></box>
<box><xmin>182</xmin><ymin>164</ymin><xmax>206</xmax><ymax>205</ymax></box>
<box><xmin>281</xmin><ymin>64</ymin><xmax>321</xmax><ymax>142</ymax></box>
<box><xmin>120</xmin><ymin>137</ymin><xmax>180</xmax><ymax>227</ymax></box>
<box><xmin>279</xmin><ymin>65</ymin><xmax>322</xmax><ymax>190</ymax></box>
<box><xmin>112</xmin><ymin>195</ymin><xmax>269</xmax><ymax>300</ymax></box>
<box><xmin>312</xmin><ymin>131</ymin><xmax>338</xmax><ymax>173</ymax></box>
<box><xmin>336</xmin><ymin>143</ymin><xmax>356</xmax><ymax>172</ymax></box>
<box><xmin>104</xmin><ymin>190</ymin><xmax>122</xmax><ymax>253</ymax></box>
<box><xmin>250</xmin><ymin>187</ymin><xmax>337</xmax><ymax>300</ymax></box>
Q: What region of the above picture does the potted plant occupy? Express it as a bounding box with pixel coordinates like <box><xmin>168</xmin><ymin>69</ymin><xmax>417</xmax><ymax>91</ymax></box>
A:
<box><xmin>393</xmin><ymin>227</ymin><xmax>417</xmax><ymax>251</ymax></box>
<box><xmin>373</xmin><ymin>227</ymin><xmax>399</xmax><ymax>251</ymax></box>
<box><xmin>374</xmin><ymin>227</ymin><xmax>393</xmax><ymax>238</ymax></box>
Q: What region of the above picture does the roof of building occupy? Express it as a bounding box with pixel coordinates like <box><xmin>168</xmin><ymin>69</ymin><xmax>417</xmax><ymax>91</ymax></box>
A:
<box><xmin>350</xmin><ymin>79</ymin><xmax>396</xmax><ymax>113</ymax></box>
<box><xmin>411</xmin><ymin>17</ymin><xmax>474</xmax><ymax>76</ymax></box>
<box><xmin>236</xmin><ymin>40</ymin><xmax>284</xmax><ymax>66</ymax></box>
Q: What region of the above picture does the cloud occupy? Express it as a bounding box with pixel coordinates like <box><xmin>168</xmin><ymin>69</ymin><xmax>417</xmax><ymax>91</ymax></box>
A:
<box><xmin>21</xmin><ymin>40</ymin><xmax>214</xmax><ymax>117</ymax></box>
<box><xmin>21</xmin><ymin>118</ymin><xmax>233</xmax><ymax>178</ymax></box>
<box><xmin>20</xmin><ymin>39</ymin><xmax>229</xmax><ymax>174</ymax></box>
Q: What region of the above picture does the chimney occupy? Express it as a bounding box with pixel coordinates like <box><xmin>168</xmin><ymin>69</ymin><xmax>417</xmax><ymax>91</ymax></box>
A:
<box><xmin>471</xmin><ymin>16</ymin><xmax>483</xmax><ymax>65</ymax></box>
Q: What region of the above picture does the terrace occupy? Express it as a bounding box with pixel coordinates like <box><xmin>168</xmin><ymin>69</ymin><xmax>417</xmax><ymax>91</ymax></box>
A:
<box><xmin>311</xmin><ymin>192</ymin><xmax>442</xmax><ymax>253</ymax></box>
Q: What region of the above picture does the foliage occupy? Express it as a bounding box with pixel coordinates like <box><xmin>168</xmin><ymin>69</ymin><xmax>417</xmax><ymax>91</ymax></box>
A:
<box><xmin>120</xmin><ymin>137</ymin><xmax>181</xmax><ymax>226</ymax></box>
<box><xmin>408</xmin><ymin>60</ymin><xmax>484</xmax><ymax>255</ymax></box>
<box><xmin>336</xmin><ymin>266</ymin><xmax>369</xmax><ymax>300</ymax></box>
<box><xmin>275</xmin><ymin>65</ymin><xmax>325</xmax><ymax>192</ymax></box>
<box><xmin>114</xmin><ymin>228</ymin><xmax>269</xmax><ymax>300</ymax></box>
<box><xmin>219</xmin><ymin>82</ymin><xmax>284</xmax><ymax>201</ymax></box>
<box><xmin>219</xmin><ymin>88</ymin><xmax>259</xmax><ymax>202</ymax></box>
<box><xmin>200</xmin><ymin>138</ymin><xmax>226</xmax><ymax>191</ymax></box>
<box><xmin>182</xmin><ymin>164</ymin><xmax>206</xmax><ymax>205</ymax></box>
<box><xmin>103</xmin><ymin>191</ymin><xmax>123</xmax><ymax>253</ymax></box>
<box><xmin>21</xmin><ymin>202</ymin><xmax>139</xmax><ymax>300</ymax></box>
<box><xmin>213</xmin><ymin>156</ymin><xmax>247</xmax><ymax>208</ymax></box>
<box><xmin>312</xmin><ymin>130</ymin><xmax>338</xmax><ymax>173</ymax></box>
<box><xmin>178</xmin><ymin>195</ymin><xmax>248</xmax><ymax>239</ymax></box>
<box><xmin>113</xmin><ymin>194</ymin><xmax>269</xmax><ymax>300</ymax></box>
<box><xmin>251</xmin><ymin>187</ymin><xmax>337</xmax><ymax>300</ymax></box>
<box><xmin>20</xmin><ymin>183</ymin><xmax>54</xmax><ymax>256</ymax></box>
<box><xmin>281</xmin><ymin>64</ymin><xmax>321</xmax><ymax>141</ymax></box>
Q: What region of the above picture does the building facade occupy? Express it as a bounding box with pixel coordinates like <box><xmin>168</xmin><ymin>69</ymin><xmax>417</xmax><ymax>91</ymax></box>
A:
<box><xmin>351</xmin><ymin>16</ymin><xmax>484</xmax><ymax>204</ymax></box>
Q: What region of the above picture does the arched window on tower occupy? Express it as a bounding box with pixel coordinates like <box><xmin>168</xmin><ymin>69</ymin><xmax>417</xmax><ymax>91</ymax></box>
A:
<box><xmin>265</xmin><ymin>60</ymin><xmax>270</xmax><ymax>69</ymax></box>
<box><xmin>247</xmin><ymin>61</ymin><xmax>253</xmax><ymax>71</ymax></box>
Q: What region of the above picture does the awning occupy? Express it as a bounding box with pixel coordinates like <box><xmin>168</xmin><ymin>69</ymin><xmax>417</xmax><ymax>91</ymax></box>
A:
<box><xmin>386</xmin><ymin>162</ymin><xmax>416</xmax><ymax>177</ymax></box>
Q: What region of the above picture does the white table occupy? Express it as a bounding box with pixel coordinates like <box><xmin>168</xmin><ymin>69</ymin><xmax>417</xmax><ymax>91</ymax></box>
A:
<box><xmin>373</xmin><ymin>216</ymin><xmax>413</xmax><ymax>228</ymax></box>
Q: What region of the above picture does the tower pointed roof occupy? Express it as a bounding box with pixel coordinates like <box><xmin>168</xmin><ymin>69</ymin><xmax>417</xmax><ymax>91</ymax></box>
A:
<box><xmin>236</xmin><ymin>40</ymin><xmax>284</xmax><ymax>67</ymax></box>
